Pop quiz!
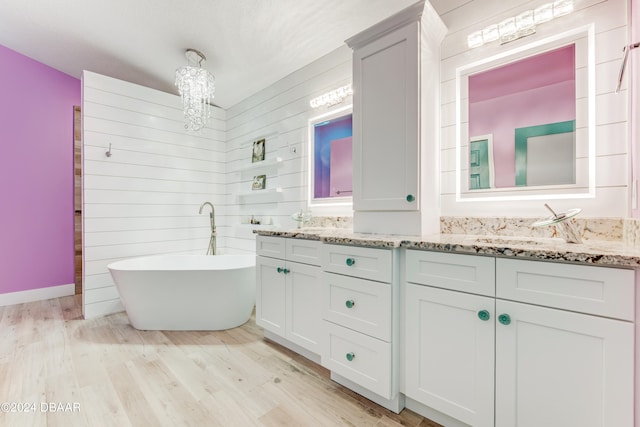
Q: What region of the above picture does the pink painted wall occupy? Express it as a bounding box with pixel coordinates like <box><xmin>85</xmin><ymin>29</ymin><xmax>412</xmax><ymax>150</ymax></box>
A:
<box><xmin>0</xmin><ymin>44</ymin><xmax>80</xmax><ymax>294</ymax></box>
<box><xmin>330</xmin><ymin>136</ymin><xmax>353</xmax><ymax>197</ymax></box>
<box><xmin>469</xmin><ymin>45</ymin><xmax>575</xmax><ymax>188</ymax></box>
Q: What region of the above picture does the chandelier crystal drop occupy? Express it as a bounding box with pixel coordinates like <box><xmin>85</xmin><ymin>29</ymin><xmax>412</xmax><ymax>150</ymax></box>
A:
<box><xmin>175</xmin><ymin>49</ymin><xmax>215</xmax><ymax>131</ymax></box>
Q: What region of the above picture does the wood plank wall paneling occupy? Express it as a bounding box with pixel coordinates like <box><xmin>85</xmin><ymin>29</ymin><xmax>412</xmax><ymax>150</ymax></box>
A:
<box><xmin>74</xmin><ymin>106</ymin><xmax>82</xmax><ymax>295</ymax></box>
<box><xmin>438</xmin><ymin>0</ymin><xmax>630</xmax><ymax>217</ymax></box>
<box><xmin>224</xmin><ymin>45</ymin><xmax>354</xmax><ymax>254</ymax></box>
<box><xmin>81</xmin><ymin>71</ymin><xmax>226</xmax><ymax>319</ymax></box>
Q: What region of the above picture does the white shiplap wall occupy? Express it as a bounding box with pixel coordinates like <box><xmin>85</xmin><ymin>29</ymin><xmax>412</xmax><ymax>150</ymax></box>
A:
<box><xmin>224</xmin><ymin>46</ymin><xmax>354</xmax><ymax>254</ymax></box>
<box><xmin>82</xmin><ymin>71</ymin><xmax>226</xmax><ymax>319</ymax></box>
<box><xmin>438</xmin><ymin>0</ymin><xmax>630</xmax><ymax>217</ymax></box>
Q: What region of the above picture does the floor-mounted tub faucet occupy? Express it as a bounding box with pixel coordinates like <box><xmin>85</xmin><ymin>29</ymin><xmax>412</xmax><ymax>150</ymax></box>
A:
<box><xmin>199</xmin><ymin>201</ymin><xmax>216</xmax><ymax>255</ymax></box>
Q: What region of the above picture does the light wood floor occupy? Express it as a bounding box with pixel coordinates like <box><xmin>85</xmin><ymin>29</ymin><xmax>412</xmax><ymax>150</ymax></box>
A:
<box><xmin>0</xmin><ymin>296</ymin><xmax>443</xmax><ymax>427</ymax></box>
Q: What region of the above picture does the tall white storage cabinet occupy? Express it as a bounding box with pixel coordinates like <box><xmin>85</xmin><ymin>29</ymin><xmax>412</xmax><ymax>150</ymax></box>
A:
<box><xmin>346</xmin><ymin>0</ymin><xmax>446</xmax><ymax>236</ymax></box>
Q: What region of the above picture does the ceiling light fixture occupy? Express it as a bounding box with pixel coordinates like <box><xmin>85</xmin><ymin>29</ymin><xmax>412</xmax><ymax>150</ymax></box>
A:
<box><xmin>175</xmin><ymin>49</ymin><xmax>215</xmax><ymax>131</ymax></box>
<box><xmin>467</xmin><ymin>0</ymin><xmax>574</xmax><ymax>49</ymax></box>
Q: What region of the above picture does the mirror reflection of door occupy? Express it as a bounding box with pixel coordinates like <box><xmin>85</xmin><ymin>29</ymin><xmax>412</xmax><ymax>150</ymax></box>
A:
<box><xmin>514</xmin><ymin>120</ymin><xmax>576</xmax><ymax>186</ymax></box>
<box><xmin>469</xmin><ymin>135</ymin><xmax>494</xmax><ymax>190</ymax></box>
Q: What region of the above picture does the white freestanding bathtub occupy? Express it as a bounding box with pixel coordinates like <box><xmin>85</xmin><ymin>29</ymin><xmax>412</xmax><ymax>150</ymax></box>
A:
<box><xmin>107</xmin><ymin>254</ymin><xmax>256</xmax><ymax>331</ymax></box>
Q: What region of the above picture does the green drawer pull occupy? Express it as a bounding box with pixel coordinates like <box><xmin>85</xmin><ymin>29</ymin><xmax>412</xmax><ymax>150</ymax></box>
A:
<box><xmin>345</xmin><ymin>300</ymin><xmax>355</xmax><ymax>309</ymax></box>
<box><xmin>346</xmin><ymin>352</ymin><xmax>355</xmax><ymax>362</ymax></box>
<box><xmin>346</xmin><ymin>258</ymin><xmax>356</xmax><ymax>267</ymax></box>
<box><xmin>477</xmin><ymin>310</ymin><xmax>490</xmax><ymax>321</ymax></box>
<box><xmin>406</xmin><ymin>194</ymin><xmax>415</xmax><ymax>202</ymax></box>
<box><xmin>498</xmin><ymin>313</ymin><xmax>511</xmax><ymax>326</ymax></box>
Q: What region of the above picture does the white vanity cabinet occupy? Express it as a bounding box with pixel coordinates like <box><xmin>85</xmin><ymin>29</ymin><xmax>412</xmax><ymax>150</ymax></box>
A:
<box><xmin>256</xmin><ymin>235</ymin><xmax>323</xmax><ymax>357</ymax></box>
<box><xmin>321</xmin><ymin>243</ymin><xmax>402</xmax><ymax>412</ymax></box>
<box><xmin>404</xmin><ymin>250</ymin><xmax>635</xmax><ymax>427</ymax></box>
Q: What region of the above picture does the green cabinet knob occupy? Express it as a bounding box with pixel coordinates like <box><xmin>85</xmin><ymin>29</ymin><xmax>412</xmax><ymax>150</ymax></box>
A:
<box><xmin>345</xmin><ymin>300</ymin><xmax>355</xmax><ymax>309</ymax></box>
<box><xmin>346</xmin><ymin>258</ymin><xmax>355</xmax><ymax>267</ymax></box>
<box><xmin>276</xmin><ymin>267</ymin><xmax>283</xmax><ymax>273</ymax></box>
<box><xmin>346</xmin><ymin>352</ymin><xmax>355</xmax><ymax>362</ymax></box>
<box><xmin>406</xmin><ymin>194</ymin><xmax>415</xmax><ymax>202</ymax></box>
<box><xmin>283</xmin><ymin>268</ymin><xmax>290</xmax><ymax>275</ymax></box>
<box><xmin>477</xmin><ymin>310</ymin><xmax>490</xmax><ymax>321</ymax></box>
<box><xmin>498</xmin><ymin>313</ymin><xmax>511</xmax><ymax>325</ymax></box>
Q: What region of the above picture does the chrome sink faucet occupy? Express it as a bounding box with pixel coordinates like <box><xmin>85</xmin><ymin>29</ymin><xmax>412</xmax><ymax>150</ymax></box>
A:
<box><xmin>199</xmin><ymin>201</ymin><xmax>216</xmax><ymax>255</ymax></box>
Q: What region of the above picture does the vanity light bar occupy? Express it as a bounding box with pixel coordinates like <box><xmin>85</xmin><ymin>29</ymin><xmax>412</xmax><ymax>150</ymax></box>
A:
<box><xmin>310</xmin><ymin>84</ymin><xmax>353</xmax><ymax>108</ymax></box>
<box><xmin>468</xmin><ymin>0</ymin><xmax>574</xmax><ymax>49</ymax></box>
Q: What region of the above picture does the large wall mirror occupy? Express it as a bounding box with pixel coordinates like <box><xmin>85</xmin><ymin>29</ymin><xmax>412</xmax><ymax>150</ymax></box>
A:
<box><xmin>308</xmin><ymin>105</ymin><xmax>353</xmax><ymax>207</ymax></box>
<box><xmin>456</xmin><ymin>25</ymin><xmax>595</xmax><ymax>201</ymax></box>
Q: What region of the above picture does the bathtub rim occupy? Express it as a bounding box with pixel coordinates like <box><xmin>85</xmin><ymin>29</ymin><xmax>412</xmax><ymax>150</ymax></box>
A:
<box><xmin>107</xmin><ymin>253</ymin><xmax>256</xmax><ymax>272</ymax></box>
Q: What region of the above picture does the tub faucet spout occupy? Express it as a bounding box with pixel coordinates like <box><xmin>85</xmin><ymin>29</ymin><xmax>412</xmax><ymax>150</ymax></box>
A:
<box><xmin>198</xmin><ymin>202</ymin><xmax>216</xmax><ymax>255</ymax></box>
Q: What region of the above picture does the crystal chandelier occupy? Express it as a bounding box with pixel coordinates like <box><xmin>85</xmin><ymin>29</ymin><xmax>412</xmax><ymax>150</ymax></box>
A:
<box><xmin>175</xmin><ymin>49</ymin><xmax>215</xmax><ymax>131</ymax></box>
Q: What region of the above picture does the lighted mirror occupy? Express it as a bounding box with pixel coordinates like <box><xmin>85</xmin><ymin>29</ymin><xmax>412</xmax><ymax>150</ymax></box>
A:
<box><xmin>308</xmin><ymin>105</ymin><xmax>353</xmax><ymax>206</ymax></box>
<box><xmin>456</xmin><ymin>25</ymin><xmax>595</xmax><ymax>200</ymax></box>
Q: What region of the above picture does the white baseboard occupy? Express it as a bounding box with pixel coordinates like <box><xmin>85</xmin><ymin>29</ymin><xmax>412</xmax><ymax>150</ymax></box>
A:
<box><xmin>0</xmin><ymin>283</ymin><xmax>75</xmax><ymax>307</ymax></box>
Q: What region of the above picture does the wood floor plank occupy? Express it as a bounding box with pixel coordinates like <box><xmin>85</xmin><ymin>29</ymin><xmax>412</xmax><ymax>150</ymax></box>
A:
<box><xmin>0</xmin><ymin>295</ymin><xmax>443</xmax><ymax>427</ymax></box>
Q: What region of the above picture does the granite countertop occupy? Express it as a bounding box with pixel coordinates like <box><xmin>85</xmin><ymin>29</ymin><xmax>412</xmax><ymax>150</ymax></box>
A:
<box><xmin>254</xmin><ymin>227</ymin><xmax>640</xmax><ymax>268</ymax></box>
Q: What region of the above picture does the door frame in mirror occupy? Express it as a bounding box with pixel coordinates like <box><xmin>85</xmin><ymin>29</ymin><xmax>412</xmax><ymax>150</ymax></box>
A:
<box><xmin>455</xmin><ymin>24</ymin><xmax>596</xmax><ymax>202</ymax></box>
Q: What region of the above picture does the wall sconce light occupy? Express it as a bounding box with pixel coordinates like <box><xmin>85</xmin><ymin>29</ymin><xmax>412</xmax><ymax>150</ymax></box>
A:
<box><xmin>467</xmin><ymin>0</ymin><xmax>574</xmax><ymax>49</ymax></box>
<box><xmin>310</xmin><ymin>84</ymin><xmax>353</xmax><ymax>108</ymax></box>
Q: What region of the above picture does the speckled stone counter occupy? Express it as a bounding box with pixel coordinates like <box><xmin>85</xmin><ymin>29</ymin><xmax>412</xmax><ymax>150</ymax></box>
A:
<box><xmin>254</xmin><ymin>228</ymin><xmax>640</xmax><ymax>268</ymax></box>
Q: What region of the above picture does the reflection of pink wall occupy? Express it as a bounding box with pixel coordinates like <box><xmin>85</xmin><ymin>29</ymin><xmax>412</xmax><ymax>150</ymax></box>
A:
<box><xmin>469</xmin><ymin>45</ymin><xmax>575</xmax><ymax>188</ymax></box>
<box><xmin>330</xmin><ymin>137</ymin><xmax>352</xmax><ymax>197</ymax></box>
<box><xmin>0</xmin><ymin>44</ymin><xmax>80</xmax><ymax>294</ymax></box>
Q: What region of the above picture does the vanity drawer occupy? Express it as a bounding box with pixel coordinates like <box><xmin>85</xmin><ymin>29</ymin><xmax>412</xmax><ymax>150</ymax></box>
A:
<box><xmin>285</xmin><ymin>238</ymin><xmax>321</xmax><ymax>266</ymax></box>
<box><xmin>256</xmin><ymin>235</ymin><xmax>286</xmax><ymax>259</ymax></box>
<box><xmin>322</xmin><ymin>244</ymin><xmax>393</xmax><ymax>283</ymax></box>
<box><xmin>405</xmin><ymin>250</ymin><xmax>496</xmax><ymax>297</ymax></box>
<box><xmin>256</xmin><ymin>236</ymin><xmax>321</xmax><ymax>266</ymax></box>
<box><xmin>496</xmin><ymin>259</ymin><xmax>635</xmax><ymax>320</ymax></box>
<box><xmin>323</xmin><ymin>272</ymin><xmax>391</xmax><ymax>341</ymax></box>
<box><xmin>323</xmin><ymin>321</ymin><xmax>391</xmax><ymax>399</ymax></box>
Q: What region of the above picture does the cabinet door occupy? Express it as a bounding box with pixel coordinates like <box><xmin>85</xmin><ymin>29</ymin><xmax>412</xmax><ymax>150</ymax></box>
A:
<box><xmin>255</xmin><ymin>256</ymin><xmax>286</xmax><ymax>335</ymax></box>
<box><xmin>495</xmin><ymin>299</ymin><xmax>634</xmax><ymax>427</ymax></box>
<box><xmin>405</xmin><ymin>283</ymin><xmax>495</xmax><ymax>427</ymax></box>
<box><xmin>286</xmin><ymin>262</ymin><xmax>322</xmax><ymax>354</ymax></box>
<box><xmin>352</xmin><ymin>21</ymin><xmax>419</xmax><ymax>211</ymax></box>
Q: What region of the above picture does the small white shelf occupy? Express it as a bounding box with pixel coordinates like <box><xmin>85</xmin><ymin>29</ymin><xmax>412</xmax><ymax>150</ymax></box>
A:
<box><xmin>239</xmin><ymin>157</ymin><xmax>283</xmax><ymax>178</ymax></box>
<box><xmin>237</xmin><ymin>187</ymin><xmax>283</xmax><ymax>202</ymax></box>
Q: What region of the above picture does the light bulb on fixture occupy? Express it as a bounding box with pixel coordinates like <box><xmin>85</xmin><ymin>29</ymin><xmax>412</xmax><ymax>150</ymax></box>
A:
<box><xmin>553</xmin><ymin>0</ymin><xmax>574</xmax><ymax>16</ymax></box>
<box><xmin>498</xmin><ymin>17</ymin><xmax>518</xmax><ymax>43</ymax></box>
<box><xmin>482</xmin><ymin>24</ymin><xmax>500</xmax><ymax>43</ymax></box>
<box><xmin>516</xmin><ymin>10</ymin><xmax>536</xmax><ymax>37</ymax></box>
<box><xmin>467</xmin><ymin>30</ymin><xmax>484</xmax><ymax>48</ymax></box>
<box><xmin>534</xmin><ymin>3</ymin><xmax>554</xmax><ymax>24</ymax></box>
<box><xmin>175</xmin><ymin>49</ymin><xmax>215</xmax><ymax>132</ymax></box>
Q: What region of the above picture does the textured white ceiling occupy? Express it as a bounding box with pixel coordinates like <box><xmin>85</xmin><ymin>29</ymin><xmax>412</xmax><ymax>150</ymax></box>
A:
<box><xmin>0</xmin><ymin>0</ymin><xmax>459</xmax><ymax>109</ymax></box>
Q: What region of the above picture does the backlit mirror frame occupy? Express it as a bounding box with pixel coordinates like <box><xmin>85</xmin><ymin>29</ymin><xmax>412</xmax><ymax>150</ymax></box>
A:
<box><xmin>307</xmin><ymin>104</ymin><xmax>353</xmax><ymax>207</ymax></box>
<box><xmin>455</xmin><ymin>24</ymin><xmax>595</xmax><ymax>202</ymax></box>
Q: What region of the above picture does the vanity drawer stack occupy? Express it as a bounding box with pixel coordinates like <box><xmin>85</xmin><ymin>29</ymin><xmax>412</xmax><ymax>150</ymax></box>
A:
<box><xmin>321</xmin><ymin>244</ymin><xmax>396</xmax><ymax>400</ymax></box>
